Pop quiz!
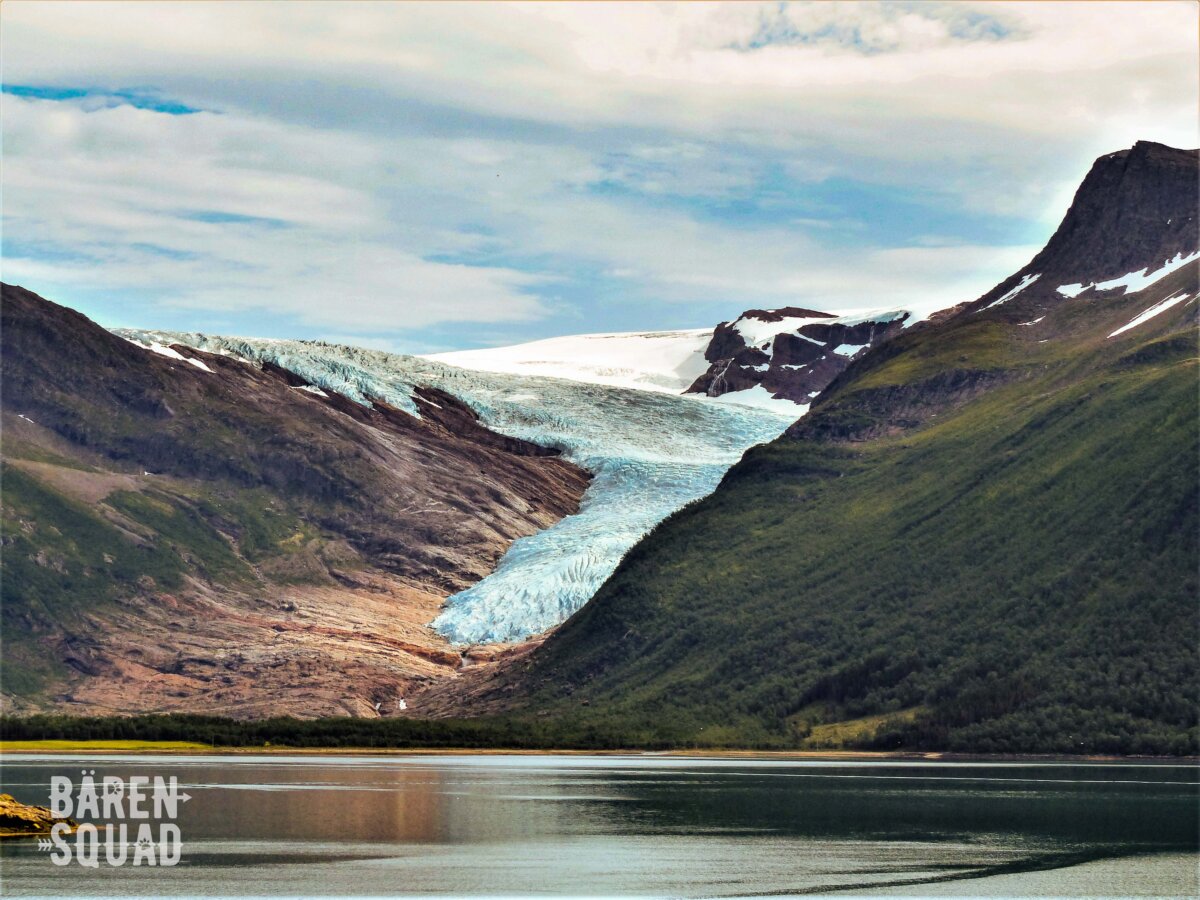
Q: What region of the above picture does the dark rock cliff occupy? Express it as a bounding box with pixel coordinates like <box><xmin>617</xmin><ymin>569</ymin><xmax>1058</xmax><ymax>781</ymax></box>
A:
<box><xmin>688</xmin><ymin>308</ymin><xmax>911</xmax><ymax>405</ymax></box>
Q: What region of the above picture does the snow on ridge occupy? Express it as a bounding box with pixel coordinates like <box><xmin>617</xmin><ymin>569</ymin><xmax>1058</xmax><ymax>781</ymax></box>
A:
<box><xmin>733</xmin><ymin>313</ymin><xmax>831</xmax><ymax>350</ymax></box>
<box><xmin>981</xmin><ymin>273</ymin><xmax>1041</xmax><ymax>311</ymax></box>
<box><xmin>118</xmin><ymin>329</ymin><xmax>419</xmax><ymax>414</ymax></box>
<box><xmin>1057</xmin><ymin>250</ymin><xmax>1200</xmax><ymax>299</ymax></box>
<box><xmin>123</xmin><ymin>336</ymin><xmax>213</xmax><ymax>372</ymax></box>
<box><xmin>730</xmin><ymin>307</ymin><xmax>913</xmax><ymax>353</ymax></box>
<box><xmin>835</xmin><ymin>308</ymin><xmax>915</xmax><ymax>328</ymax></box>
<box><xmin>1108</xmin><ymin>292</ymin><xmax>1193</xmax><ymax>338</ymax></box>
<box><xmin>430</xmin><ymin>327</ymin><xmax>808</xmax><ymax>415</ymax></box>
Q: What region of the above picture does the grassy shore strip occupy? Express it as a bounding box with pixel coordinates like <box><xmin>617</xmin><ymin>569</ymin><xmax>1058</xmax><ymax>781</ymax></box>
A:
<box><xmin>0</xmin><ymin>740</ymin><xmax>211</xmax><ymax>753</ymax></box>
<box><xmin>2</xmin><ymin>740</ymin><xmax>1192</xmax><ymax>762</ymax></box>
<box><xmin>0</xmin><ymin>740</ymin><xmax>919</xmax><ymax>757</ymax></box>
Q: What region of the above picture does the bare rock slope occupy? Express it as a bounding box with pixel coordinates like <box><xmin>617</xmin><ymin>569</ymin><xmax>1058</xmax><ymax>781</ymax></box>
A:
<box><xmin>1</xmin><ymin>285</ymin><xmax>590</xmax><ymax>718</ymax></box>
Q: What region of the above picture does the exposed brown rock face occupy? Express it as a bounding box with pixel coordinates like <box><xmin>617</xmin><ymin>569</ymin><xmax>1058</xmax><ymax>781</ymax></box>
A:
<box><xmin>1</xmin><ymin>284</ymin><xmax>590</xmax><ymax>718</ymax></box>
<box><xmin>0</xmin><ymin>794</ymin><xmax>77</xmax><ymax>837</ymax></box>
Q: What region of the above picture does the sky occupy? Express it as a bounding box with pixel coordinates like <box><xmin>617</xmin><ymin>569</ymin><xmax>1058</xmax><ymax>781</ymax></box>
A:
<box><xmin>2</xmin><ymin>1</ymin><xmax>1197</xmax><ymax>354</ymax></box>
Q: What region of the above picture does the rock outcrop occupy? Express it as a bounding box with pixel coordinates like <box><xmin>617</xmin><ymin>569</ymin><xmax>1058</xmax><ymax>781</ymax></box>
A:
<box><xmin>0</xmin><ymin>794</ymin><xmax>77</xmax><ymax>837</ymax></box>
<box><xmin>687</xmin><ymin>307</ymin><xmax>912</xmax><ymax>405</ymax></box>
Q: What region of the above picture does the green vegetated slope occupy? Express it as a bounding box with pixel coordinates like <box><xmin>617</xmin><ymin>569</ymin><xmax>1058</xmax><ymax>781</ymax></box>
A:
<box><xmin>0</xmin><ymin>454</ymin><xmax>319</xmax><ymax>696</ymax></box>
<box><xmin>501</xmin><ymin>263</ymin><xmax>1200</xmax><ymax>754</ymax></box>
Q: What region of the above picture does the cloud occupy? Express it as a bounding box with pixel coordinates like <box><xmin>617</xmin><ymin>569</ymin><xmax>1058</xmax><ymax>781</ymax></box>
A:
<box><xmin>1</xmin><ymin>1</ymin><xmax>1195</xmax><ymax>343</ymax></box>
<box><xmin>1</xmin><ymin>95</ymin><xmax>548</xmax><ymax>331</ymax></box>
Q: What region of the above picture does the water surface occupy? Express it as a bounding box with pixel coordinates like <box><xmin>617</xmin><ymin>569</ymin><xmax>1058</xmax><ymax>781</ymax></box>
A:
<box><xmin>1</xmin><ymin>754</ymin><xmax>1196</xmax><ymax>897</ymax></box>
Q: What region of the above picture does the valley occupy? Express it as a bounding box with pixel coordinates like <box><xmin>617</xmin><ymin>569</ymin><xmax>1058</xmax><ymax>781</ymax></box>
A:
<box><xmin>110</xmin><ymin>330</ymin><xmax>797</xmax><ymax>643</ymax></box>
<box><xmin>1</xmin><ymin>141</ymin><xmax>1197</xmax><ymax>756</ymax></box>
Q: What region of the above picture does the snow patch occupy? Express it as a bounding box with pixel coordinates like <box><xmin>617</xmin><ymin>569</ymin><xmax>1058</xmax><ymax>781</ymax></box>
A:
<box><xmin>832</xmin><ymin>343</ymin><xmax>869</xmax><ymax>357</ymax></box>
<box><xmin>1058</xmin><ymin>251</ymin><xmax>1200</xmax><ymax>299</ymax></box>
<box><xmin>428</xmin><ymin>329</ymin><xmax>715</xmax><ymax>395</ymax></box>
<box><xmin>733</xmin><ymin>314</ymin><xmax>827</xmax><ymax>349</ymax></box>
<box><xmin>1108</xmin><ymin>292</ymin><xmax>1193</xmax><ymax>338</ymax></box>
<box><xmin>701</xmin><ymin>384</ymin><xmax>802</xmax><ymax>415</ymax></box>
<box><xmin>293</xmin><ymin>385</ymin><xmax>329</xmax><ymax>397</ymax></box>
<box><xmin>731</xmin><ymin>308</ymin><xmax>914</xmax><ymax>353</ymax></box>
<box><xmin>1094</xmin><ymin>251</ymin><xmax>1199</xmax><ymax>294</ymax></box>
<box><xmin>981</xmin><ymin>273</ymin><xmax>1040</xmax><ymax>310</ymax></box>
<box><xmin>123</xmin><ymin>336</ymin><xmax>212</xmax><ymax>372</ymax></box>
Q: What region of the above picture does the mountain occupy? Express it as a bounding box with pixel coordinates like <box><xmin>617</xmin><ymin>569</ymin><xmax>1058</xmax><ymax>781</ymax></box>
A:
<box><xmin>427</xmin><ymin>141</ymin><xmax>1200</xmax><ymax>755</ymax></box>
<box><xmin>958</xmin><ymin>140</ymin><xmax>1197</xmax><ymax>321</ymax></box>
<box><xmin>112</xmin><ymin>329</ymin><xmax>792</xmax><ymax>646</ymax></box>
<box><xmin>1</xmin><ymin>291</ymin><xmax>790</xmax><ymax>716</ymax></box>
<box><xmin>1</xmin><ymin>285</ymin><xmax>591</xmax><ymax>717</ymax></box>
<box><xmin>686</xmin><ymin>306</ymin><xmax>926</xmax><ymax>407</ymax></box>
<box><xmin>432</xmin><ymin>307</ymin><xmax>927</xmax><ymax>412</ymax></box>
<box><xmin>4</xmin><ymin>140</ymin><xmax>1195</xmax><ymax>753</ymax></box>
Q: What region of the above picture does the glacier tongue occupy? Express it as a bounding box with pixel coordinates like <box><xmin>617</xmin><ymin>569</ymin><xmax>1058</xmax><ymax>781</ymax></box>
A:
<box><xmin>429</xmin><ymin>384</ymin><xmax>792</xmax><ymax>643</ymax></box>
<box><xmin>114</xmin><ymin>329</ymin><xmax>794</xmax><ymax>644</ymax></box>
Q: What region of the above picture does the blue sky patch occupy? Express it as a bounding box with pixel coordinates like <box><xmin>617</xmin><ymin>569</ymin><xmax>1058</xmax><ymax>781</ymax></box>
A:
<box><xmin>3</xmin><ymin>84</ymin><xmax>202</xmax><ymax>115</ymax></box>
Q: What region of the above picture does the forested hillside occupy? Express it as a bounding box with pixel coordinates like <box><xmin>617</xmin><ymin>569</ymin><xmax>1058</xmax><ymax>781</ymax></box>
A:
<box><xmin>453</xmin><ymin>143</ymin><xmax>1200</xmax><ymax>755</ymax></box>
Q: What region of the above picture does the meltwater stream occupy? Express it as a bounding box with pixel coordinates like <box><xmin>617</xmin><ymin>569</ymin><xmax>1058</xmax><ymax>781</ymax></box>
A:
<box><xmin>115</xmin><ymin>332</ymin><xmax>794</xmax><ymax>644</ymax></box>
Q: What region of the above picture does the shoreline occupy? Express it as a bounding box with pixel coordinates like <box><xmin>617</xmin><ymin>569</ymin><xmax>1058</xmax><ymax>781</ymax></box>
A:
<box><xmin>0</xmin><ymin>741</ymin><xmax>1194</xmax><ymax>763</ymax></box>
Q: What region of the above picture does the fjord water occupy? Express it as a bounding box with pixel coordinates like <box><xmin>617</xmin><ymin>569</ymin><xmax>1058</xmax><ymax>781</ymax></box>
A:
<box><xmin>1</xmin><ymin>755</ymin><xmax>1197</xmax><ymax>897</ymax></box>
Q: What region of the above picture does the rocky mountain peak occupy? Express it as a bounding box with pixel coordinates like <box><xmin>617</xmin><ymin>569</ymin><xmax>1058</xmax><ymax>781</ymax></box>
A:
<box><xmin>688</xmin><ymin>307</ymin><xmax>912</xmax><ymax>405</ymax></box>
<box><xmin>1028</xmin><ymin>140</ymin><xmax>1197</xmax><ymax>284</ymax></box>
<box><xmin>964</xmin><ymin>141</ymin><xmax>1198</xmax><ymax>317</ymax></box>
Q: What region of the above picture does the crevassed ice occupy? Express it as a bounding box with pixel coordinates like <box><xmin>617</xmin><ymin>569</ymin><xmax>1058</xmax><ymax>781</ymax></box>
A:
<box><xmin>115</xmin><ymin>329</ymin><xmax>794</xmax><ymax>644</ymax></box>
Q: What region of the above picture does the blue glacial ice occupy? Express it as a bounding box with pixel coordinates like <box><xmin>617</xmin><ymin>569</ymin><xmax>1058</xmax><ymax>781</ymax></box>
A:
<box><xmin>114</xmin><ymin>331</ymin><xmax>795</xmax><ymax>644</ymax></box>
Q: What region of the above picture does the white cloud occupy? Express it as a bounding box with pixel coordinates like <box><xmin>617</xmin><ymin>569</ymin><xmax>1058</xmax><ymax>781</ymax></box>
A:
<box><xmin>0</xmin><ymin>1</ymin><xmax>1195</xmax><ymax>339</ymax></box>
<box><xmin>1</xmin><ymin>95</ymin><xmax>548</xmax><ymax>330</ymax></box>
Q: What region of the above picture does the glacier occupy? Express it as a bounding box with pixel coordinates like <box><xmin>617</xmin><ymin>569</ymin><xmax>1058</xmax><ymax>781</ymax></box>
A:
<box><xmin>115</xmin><ymin>330</ymin><xmax>795</xmax><ymax>644</ymax></box>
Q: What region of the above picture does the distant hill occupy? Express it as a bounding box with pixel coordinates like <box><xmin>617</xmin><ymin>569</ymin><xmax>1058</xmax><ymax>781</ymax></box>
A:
<box><xmin>436</xmin><ymin>141</ymin><xmax>1200</xmax><ymax>755</ymax></box>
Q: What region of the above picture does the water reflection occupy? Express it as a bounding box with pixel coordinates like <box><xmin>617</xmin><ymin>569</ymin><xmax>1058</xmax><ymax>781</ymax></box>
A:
<box><xmin>1</xmin><ymin>755</ymin><xmax>1196</xmax><ymax>897</ymax></box>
